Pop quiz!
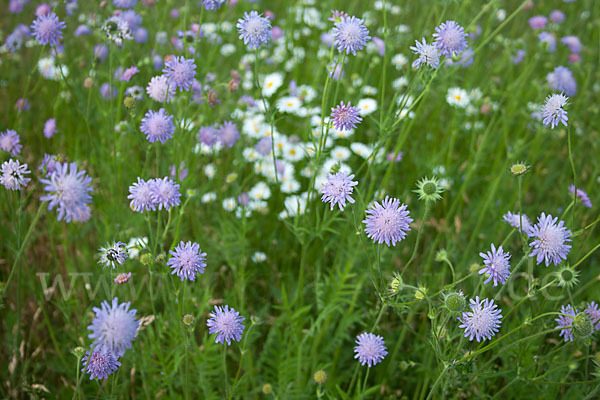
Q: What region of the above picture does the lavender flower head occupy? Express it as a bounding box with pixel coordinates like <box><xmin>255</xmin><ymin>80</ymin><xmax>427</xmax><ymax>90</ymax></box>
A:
<box><xmin>151</xmin><ymin>177</ymin><xmax>181</xmax><ymax>210</ymax></box>
<box><xmin>541</xmin><ymin>93</ymin><xmax>568</xmax><ymax>129</ymax></box>
<box><xmin>555</xmin><ymin>304</ymin><xmax>577</xmax><ymax>342</ymax></box>
<box><xmin>433</xmin><ymin>20</ymin><xmax>468</xmax><ymax>57</ymax></box>
<box><xmin>528</xmin><ymin>213</ymin><xmax>572</xmax><ymax>267</ymax></box>
<box><xmin>363</xmin><ymin>196</ymin><xmax>413</xmax><ymax>247</ymax></box>
<box><xmin>167</xmin><ymin>241</ymin><xmax>207</xmax><ymax>281</ymax></box>
<box><xmin>127</xmin><ymin>177</ymin><xmax>157</xmax><ymax>213</ymax></box>
<box><xmin>585</xmin><ymin>302</ymin><xmax>600</xmax><ymax>331</ymax></box>
<box><xmin>569</xmin><ymin>185</ymin><xmax>592</xmax><ymax>208</ymax></box>
<box><xmin>163</xmin><ymin>56</ymin><xmax>197</xmax><ymax>92</ymax></box>
<box><xmin>99</xmin><ymin>242</ymin><xmax>128</xmax><ymax>269</ymax></box>
<box><xmin>44</xmin><ymin>118</ymin><xmax>57</xmax><ymax>138</ymax></box>
<box><xmin>31</xmin><ymin>12</ymin><xmax>66</xmax><ymax>46</ymax></box>
<box><xmin>88</xmin><ymin>297</ymin><xmax>139</xmax><ymax>357</ymax></box>
<box><xmin>332</xmin><ymin>16</ymin><xmax>371</xmax><ymax>56</ymax></box>
<box><xmin>479</xmin><ymin>244</ymin><xmax>511</xmax><ymax>286</ymax></box>
<box><xmin>458</xmin><ymin>297</ymin><xmax>502</xmax><ymax>342</ymax></box>
<box><xmin>202</xmin><ymin>0</ymin><xmax>225</xmax><ymax>10</ymax></box>
<box><xmin>197</xmin><ymin>125</ymin><xmax>219</xmax><ymax>146</ymax></box>
<box><xmin>502</xmin><ymin>211</ymin><xmax>532</xmax><ymax>233</ymax></box>
<box><xmin>0</xmin><ymin>129</ymin><xmax>23</xmax><ymax>156</ymax></box>
<box><xmin>146</xmin><ymin>75</ymin><xmax>175</xmax><ymax>103</ymax></box>
<box><xmin>140</xmin><ymin>108</ymin><xmax>175</xmax><ymax>143</ymax></box>
<box><xmin>206</xmin><ymin>305</ymin><xmax>245</xmax><ymax>345</ymax></box>
<box><xmin>40</xmin><ymin>162</ymin><xmax>93</xmax><ymax>222</ymax></box>
<box><xmin>237</xmin><ymin>11</ymin><xmax>272</xmax><ymax>49</ymax></box>
<box><xmin>81</xmin><ymin>347</ymin><xmax>120</xmax><ymax>380</ymax></box>
<box><xmin>102</xmin><ymin>16</ymin><xmax>132</xmax><ymax>46</ymax></box>
<box><xmin>114</xmin><ymin>272</ymin><xmax>132</xmax><ymax>285</ymax></box>
<box><xmin>330</xmin><ymin>101</ymin><xmax>362</xmax><ymax>131</ymax></box>
<box><xmin>113</xmin><ymin>0</ymin><xmax>137</xmax><ymax>8</ymax></box>
<box><xmin>547</xmin><ymin>66</ymin><xmax>577</xmax><ymax>96</ymax></box>
<box><xmin>353</xmin><ymin>332</ymin><xmax>387</xmax><ymax>367</ymax></box>
<box><xmin>0</xmin><ymin>159</ymin><xmax>30</xmax><ymax>191</ymax></box>
<box><xmin>410</xmin><ymin>38</ymin><xmax>440</xmax><ymax>69</ymax></box>
<box><xmin>218</xmin><ymin>121</ymin><xmax>240</xmax><ymax>148</ymax></box>
<box><xmin>320</xmin><ymin>171</ymin><xmax>358</xmax><ymax>211</ymax></box>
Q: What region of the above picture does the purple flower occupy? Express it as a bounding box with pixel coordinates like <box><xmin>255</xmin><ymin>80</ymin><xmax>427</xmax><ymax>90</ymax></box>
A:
<box><xmin>555</xmin><ymin>304</ymin><xmax>577</xmax><ymax>342</ymax></box>
<box><xmin>320</xmin><ymin>171</ymin><xmax>358</xmax><ymax>211</ymax></box>
<box><xmin>433</xmin><ymin>20</ymin><xmax>468</xmax><ymax>57</ymax></box>
<box><xmin>162</xmin><ymin>56</ymin><xmax>196</xmax><ymax>92</ymax></box>
<box><xmin>99</xmin><ymin>242</ymin><xmax>128</xmax><ymax>269</ymax></box>
<box><xmin>353</xmin><ymin>332</ymin><xmax>387</xmax><ymax>367</ymax></box>
<box><xmin>511</xmin><ymin>49</ymin><xmax>526</xmax><ymax>65</ymax></box>
<box><xmin>113</xmin><ymin>0</ymin><xmax>137</xmax><ymax>8</ymax></box>
<box><xmin>88</xmin><ymin>297</ymin><xmax>139</xmax><ymax>357</ymax></box>
<box><xmin>146</xmin><ymin>75</ymin><xmax>175</xmax><ymax>103</ymax></box>
<box><xmin>127</xmin><ymin>177</ymin><xmax>157</xmax><ymax>213</ymax></box>
<box><xmin>114</xmin><ymin>272</ymin><xmax>132</xmax><ymax>285</ymax></box>
<box><xmin>528</xmin><ymin>213</ymin><xmax>572</xmax><ymax>267</ymax></box>
<box><xmin>458</xmin><ymin>297</ymin><xmax>502</xmax><ymax>342</ymax></box>
<box><xmin>561</xmin><ymin>36</ymin><xmax>582</xmax><ymax>53</ymax></box>
<box><xmin>206</xmin><ymin>305</ymin><xmax>245</xmax><ymax>345</ymax></box>
<box><xmin>44</xmin><ymin>118</ymin><xmax>57</xmax><ymax>138</ymax></box>
<box><xmin>330</xmin><ymin>101</ymin><xmax>362</xmax><ymax>131</ymax></box>
<box><xmin>387</xmin><ymin>152</ymin><xmax>403</xmax><ymax>163</ymax></box>
<box><xmin>237</xmin><ymin>11</ymin><xmax>272</xmax><ymax>49</ymax></box>
<box><xmin>5</xmin><ymin>24</ymin><xmax>30</xmax><ymax>52</ymax></box>
<box><xmin>197</xmin><ymin>125</ymin><xmax>219</xmax><ymax>146</ymax></box>
<box><xmin>255</xmin><ymin>137</ymin><xmax>272</xmax><ymax>156</ymax></box>
<box><xmin>363</xmin><ymin>196</ymin><xmax>413</xmax><ymax>247</ymax></box>
<box><xmin>585</xmin><ymin>302</ymin><xmax>600</xmax><ymax>331</ymax></box>
<box><xmin>151</xmin><ymin>177</ymin><xmax>181</xmax><ymax>210</ymax></box>
<box><xmin>167</xmin><ymin>241</ymin><xmax>207</xmax><ymax>281</ymax></box>
<box><xmin>502</xmin><ymin>211</ymin><xmax>532</xmax><ymax>233</ymax></box>
<box><xmin>75</xmin><ymin>24</ymin><xmax>92</xmax><ymax>37</ymax></box>
<box><xmin>332</xmin><ymin>16</ymin><xmax>370</xmax><ymax>56</ymax></box>
<box><xmin>218</xmin><ymin>121</ymin><xmax>240</xmax><ymax>148</ymax></box>
<box><xmin>120</xmin><ymin>66</ymin><xmax>139</xmax><ymax>82</ymax></box>
<box><xmin>0</xmin><ymin>159</ymin><xmax>30</xmax><ymax>190</ymax></box>
<box><xmin>202</xmin><ymin>0</ymin><xmax>225</xmax><ymax>10</ymax></box>
<box><xmin>31</xmin><ymin>12</ymin><xmax>66</xmax><ymax>46</ymax></box>
<box><xmin>550</xmin><ymin>10</ymin><xmax>565</xmax><ymax>24</ymax></box>
<box><xmin>479</xmin><ymin>244</ymin><xmax>511</xmax><ymax>286</ymax></box>
<box><xmin>81</xmin><ymin>347</ymin><xmax>120</xmax><ymax>380</ymax></box>
<box><xmin>547</xmin><ymin>66</ymin><xmax>577</xmax><ymax>96</ymax></box>
<box><xmin>528</xmin><ymin>16</ymin><xmax>548</xmax><ymax>29</ymax></box>
<box><xmin>538</xmin><ymin>32</ymin><xmax>556</xmax><ymax>52</ymax></box>
<box><xmin>39</xmin><ymin>154</ymin><xmax>59</xmax><ymax>176</ymax></box>
<box><xmin>40</xmin><ymin>162</ymin><xmax>93</xmax><ymax>222</ymax></box>
<box><xmin>410</xmin><ymin>38</ymin><xmax>440</xmax><ymax>69</ymax></box>
<box><xmin>569</xmin><ymin>185</ymin><xmax>592</xmax><ymax>208</ymax></box>
<box><xmin>328</xmin><ymin>10</ymin><xmax>349</xmax><ymax>22</ymax></box>
<box><xmin>0</xmin><ymin>129</ymin><xmax>22</xmax><ymax>156</ymax></box>
<box><xmin>541</xmin><ymin>93</ymin><xmax>568</xmax><ymax>129</ymax></box>
<box><xmin>140</xmin><ymin>108</ymin><xmax>175</xmax><ymax>144</ymax></box>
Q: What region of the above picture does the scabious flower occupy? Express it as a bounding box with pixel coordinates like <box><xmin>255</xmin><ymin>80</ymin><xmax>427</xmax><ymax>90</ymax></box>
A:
<box><xmin>0</xmin><ymin>159</ymin><xmax>30</xmax><ymax>190</ymax></box>
<box><xmin>218</xmin><ymin>121</ymin><xmax>240</xmax><ymax>148</ymax></box>
<box><xmin>99</xmin><ymin>242</ymin><xmax>128</xmax><ymax>269</ymax></box>
<box><xmin>151</xmin><ymin>177</ymin><xmax>181</xmax><ymax>210</ymax></box>
<box><xmin>479</xmin><ymin>244</ymin><xmax>511</xmax><ymax>286</ymax></box>
<box><xmin>541</xmin><ymin>93</ymin><xmax>568</xmax><ymax>129</ymax></box>
<box><xmin>81</xmin><ymin>347</ymin><xmax>120</xmax><ymax>380</ymax></box>
<box><xmin>502</xmin><ymin>211</ymin><xmax>532</xmax><ymax>233</ymax></box>
<box><xmin>363</xmin><ymin>196</ymin><xmax>413</xmax><ymax>247</ymax></box>
<box><xmin>127</xmin><ymin>178</ymin><xmax>156</xmax><ymax>213</ymax></box>
<box><xmin>202</xmin><ymin>0</ymin><xmax>225</xmax><ymax>10</ymax></box>
<box><xmin>328</xmin><ymin>10</ymin><xmax>349</xmax><ymax>23</ymax></box>
<box><xmin>585</xmin><ymin>302</ymin><xmax>600</xmax><ymax>331</ymax></box>
<box><xmin>538</xmin><ymin>32</ymin><xmax>556</xmax><ymax>52</ymax></box>
<box><xmin>113</xmin><ymin>0</ymin><xmax>137</xmax><ymax>8</ymax></box>
<box><xmin>528</xmin><ymin>213</ymin><xmax>572</xmax><ymax>267</ymax></box>
<box><xmin>163</xmin><ymin>56</ymin><xmax>196</xmax><ymax>92</ymax></box>
<box><xmin>458</xmin><ymin>297</ymin><xmax>502</xmax><ymax>342</ymax></box>
<box><xmin>167</xmin><ymin>241</ymin><xmax>207</xmax><ymax>281</ymax></box>
<box><xmin>146</xmin><ymin>75</ymin><xmax>175</xmax><ymax>103</ymax></box>
<box><xmin>31</xmin><ymin>12</ymin><xmax>66</xmax><ymax>46</ymax></box>
<box><xmin>114</xmin><ymin>272</ymin><xmax>132</xmax><ymax>285</ymax></box>
<box><xmin>332</xmin><ymin>16</ymin><xmax>370</xmax><ymax>56</ymax></box>
<box><xmin>330</xmin><ymin>101</ymin><xmax>362</xmax><ymax>131</ymax></box>
<box><xmin>320</xmin><ymin>171</ymin><xmax>358</xmax><ymax>211</ymax></box>
<box><xmin>44</xmin><ymin>118</ymin><xmax>57</xmax><ymax>138</ymax></box>
<box><xmin>102</xmin><ymin>16</ymin><xmax>132</xmax><ymax>46</ymax></box>
<box><xmin>0</xmin><ymin>129</ymin><xmax>22</xmax><ymax>156</ymax></box>
<box><xmin>414</xmin><ymin>176</ymin><xmax>444</xmax><ymax>203</ymax></box>
<box><xmin>40</xmin><ymin>162</ymin><xmax>93</xmax><ymax>222</ymax></box>
<box><xmin>561</xmin><ymin>36</ymin><xmax>582</xmax><ymax>54</ymax></box>
<box><xmin>528</xmin><ymin>16</ymin><xmax>548</xmax><ymax>29</ymax></box>
<box><xmin>410</xmin><ymin>38</ymin><xmax>440</xmax><ymax>69</ymax></box>
<box><xmin>140</xmin><ymin>108</ymin><xmax>175</xmax><ymax>143</ymax></box>
<box><xmin>88</xmin><ymin>297</ymin><xmax>139</xmax><ymax>357</ymax></box>
<box><xmin>353</xmin><ymin>332</ymin><xmax>387</xmax><ymax>367</ymax></box>
<box><xmin>433</xmin><ymin>20</ymin><xmax>468</xmax><ymax>57</ymax></box>
<box><xmin>555</xmin><ymin>304</ymin><xmax>577</xmax><ymax>342</ymax></box>
<box><xmin>569</xmin><ymin>185</ymin><xmax>592</xmax><ymax>208</ymax></box>
<box><xmin>237</xmin><ymin>11</ymin><xmax>272</xmax><ymax>49</ymax></box>
<box><xmin>547</xmin><ymin>66</ymin><xmax>577</xmax><ymax>96</ymax></box>
<box><xmin>197</xmin><ymin>125</ymin><xmax>219</xmax><ymax>146</ymax></box>
<box><xmin>206</xmin><ymin>305</ymin><xmax>245</xmax><ymax>345</ymax></box>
